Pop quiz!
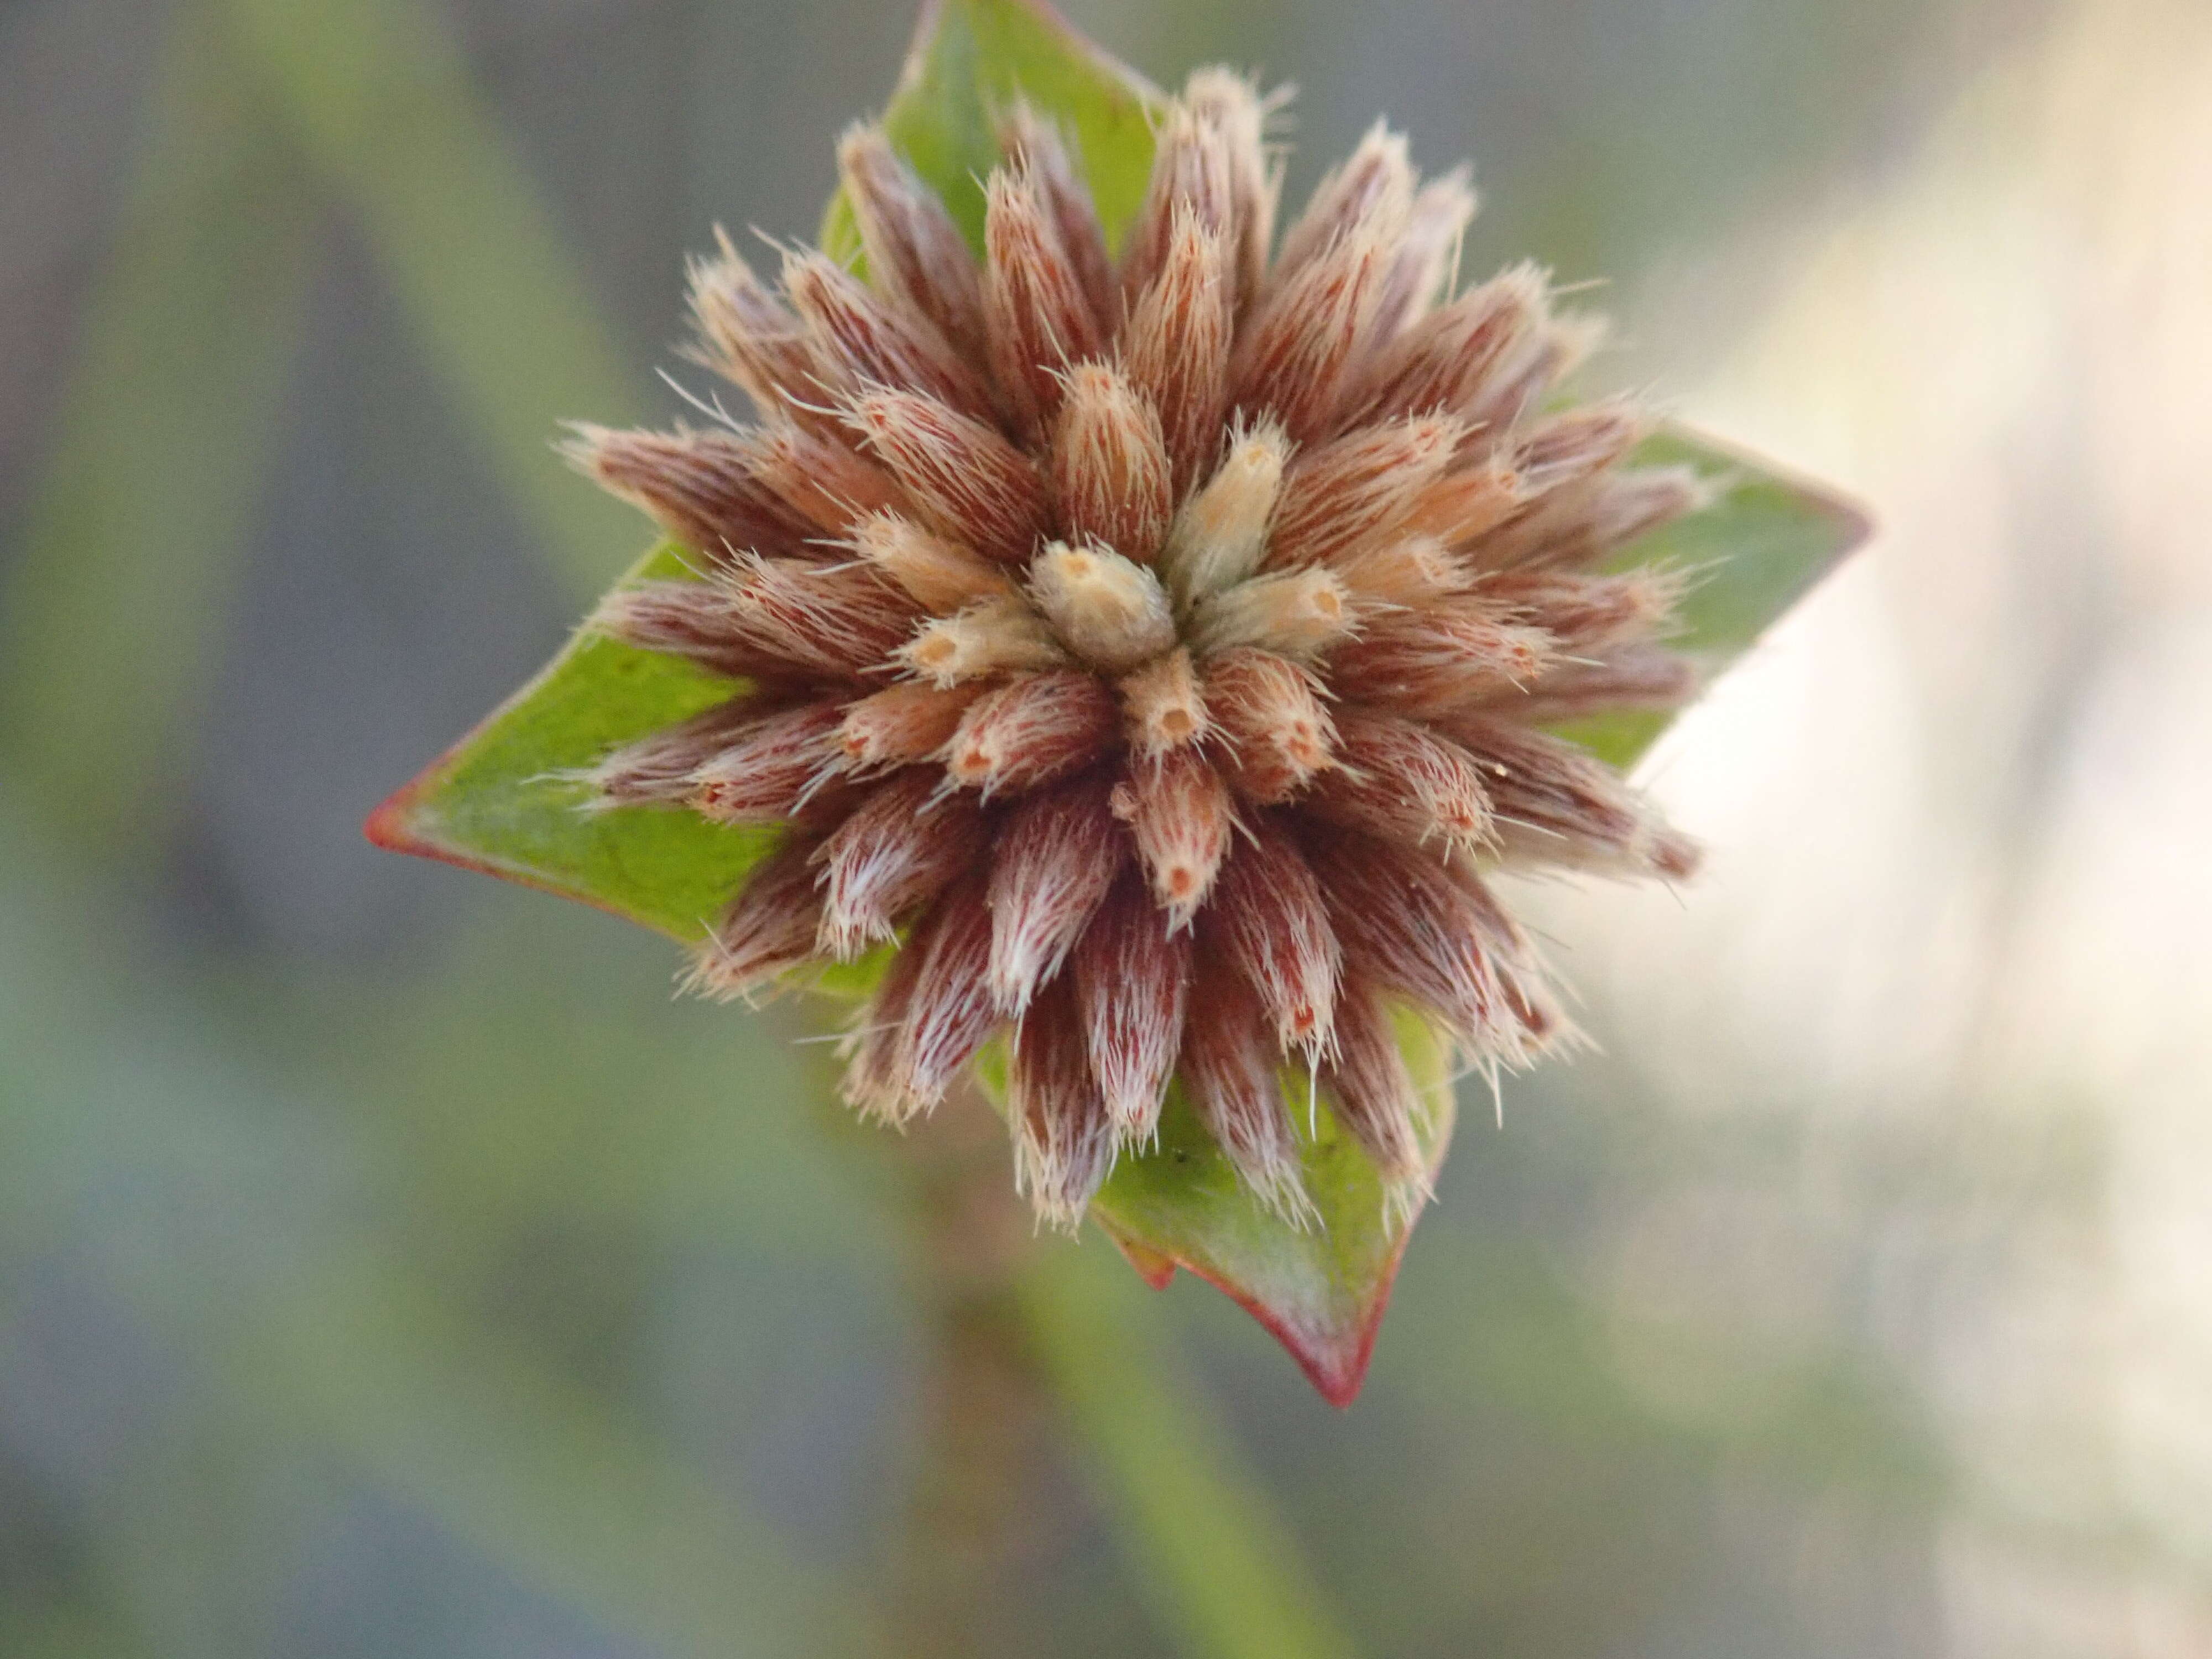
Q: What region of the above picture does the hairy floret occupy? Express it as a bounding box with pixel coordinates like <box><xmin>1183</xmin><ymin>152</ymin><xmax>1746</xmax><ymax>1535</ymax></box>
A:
<box><xmin>576</xmin><ymin>73</ymin><xmax>1711</xmax><ymax>1228</ymax></box>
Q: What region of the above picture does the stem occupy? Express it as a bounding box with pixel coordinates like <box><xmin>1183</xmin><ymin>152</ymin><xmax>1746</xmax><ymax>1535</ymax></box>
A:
<box><xmin>888</xmin><ymin>1087</ymin><xmax>1048</xmax><ymax>1657</ymax></box>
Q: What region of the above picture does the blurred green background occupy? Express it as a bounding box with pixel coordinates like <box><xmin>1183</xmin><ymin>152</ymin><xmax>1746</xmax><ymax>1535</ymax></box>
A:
<box><xmin>6</xmin><ymin>0</ymin><xmax>2211</xmax><ymax>1653</ymax></box>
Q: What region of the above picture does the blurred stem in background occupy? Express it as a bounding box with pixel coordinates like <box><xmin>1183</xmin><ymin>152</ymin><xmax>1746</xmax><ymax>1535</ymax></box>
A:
<box><xmin>886</xmin><ymin>1100</ymin><xmax>1051</xmax><ymax>1657</ymax></box>
<box><xmin>0</xmin><ymin>2</ymin><xmax>319</xmax><ymax>854</ymax></box>
<box><xmin>1</xmin><ymin>0</ymin><xmax>1357</xmax><ymax>1651</ymax></box>
<box><xmin>1024</xmin><ymin>1253</ymin><xmax>1361</xmax><ymax>1659</ymax></box>
<box><xmin>221</xmin><ymin>0</ymin><xmax>643</xmax><ymax>602</ymax></box>
<box><xmin>885</xmin><ymin>1094</ymin><xmax>1357</xmax><ymax>1659</ymax></box>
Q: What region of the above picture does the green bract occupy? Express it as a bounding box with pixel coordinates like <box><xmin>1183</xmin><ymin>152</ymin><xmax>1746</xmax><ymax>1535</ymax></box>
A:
<box><xmin>369</xmin><ymin>0</ymin><xmax>1867</xmax><ymax>1404</ymax></box>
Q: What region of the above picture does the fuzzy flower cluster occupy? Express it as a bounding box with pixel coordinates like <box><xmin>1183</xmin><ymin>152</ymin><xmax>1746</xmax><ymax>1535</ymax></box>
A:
<box><xmin>565</xmin><ymin>71</ymin><xmax>1705</xmax><ymax>1229</ymax></box>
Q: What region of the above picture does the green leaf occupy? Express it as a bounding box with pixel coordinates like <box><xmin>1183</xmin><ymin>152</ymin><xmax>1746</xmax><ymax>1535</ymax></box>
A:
<box><xmin>1087</xmin><ymin>1009</ymin><xmax>1458</xmax><ymax>1408</ymax></box>
<box><xmin>1548</xmin><ymin>424</ymin><xmax>1872</xmax><ymax>771</ymax></box>
<box><xmin>368</xmin><ymin>0</ymin><xmax>1870</xmax><ymax>1407</ymax></box>
<box><xmin>367</xmin><ymin>545</ymin><xmax>775</xmax><ymax>941</ymax></box>
<box><xmin>1019</xmin><ymin>1246</ymin><xmax>1363</xmax><ymax>1659</ymax></box>
<box><xmin>820</xmin><ymin>0</ymin><xmax>1164</xmax><ymax>264</ymax></box>
<box><xmin>965</xmin><ymin>1010</ymin><xmax>1452</xmax><ymax>1406</ymax></box>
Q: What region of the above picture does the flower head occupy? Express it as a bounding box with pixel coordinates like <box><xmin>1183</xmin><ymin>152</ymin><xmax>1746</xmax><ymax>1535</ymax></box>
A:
<box><xmin>564</xmin><ymin>72</ymin><xmax>1707</xmax><ymax>1230</ymax></box>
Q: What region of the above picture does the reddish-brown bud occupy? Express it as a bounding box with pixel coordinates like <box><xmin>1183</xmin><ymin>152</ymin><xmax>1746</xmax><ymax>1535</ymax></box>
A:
<box><xmin>837</xmin><ymin>123</ymin><xmax>990</xmax><ymax>367</ymax></box>
<box><xmin>1120</xmin><ymin>208</ymin><xmax>1234</xmax><ymax>500</ymax></box>
<box><xmin>1202</xmin><ymin>649</ymin><xmax>1337</xmax><ymax>804</ymax></box>
<box><xmin>1178</xmin><ymin>936</ymin><xmax>1312</xmax><ymax>1222</ymax></box>
<box><xmin>1328</xmin><ymin>597</ymin><xmax>1553</xmax><ymax>715</ymax></box>
<box><xmin>814</xmin><ymin>770</ymin><xmax>984</xmax><ymax>959</ymax></box>
<box><xmin>1370</xmin><ymin>168</ymin><xmax>1478</xmax><ymax>345</ymax></box>
<box><xmin>1447</xmin><ymin>857</ymin><xmax>1572</xmax><ymax>1053</ymax></box>
<box><xmin>1181</xmin><ymin>68</ymin><xmax>1280</xmax><ymax>311</ymax></box>
<box><xmin>984</xmin><ymin>159</ymin><xmax>1107</xmax><ymax>440</ymax></box>
<box><xmin>1110</xmin><ymin>746</ymin><xmax>1233</xmax><ymax>928</ymax></box>
<box><xmin>1510</xmin><ymin>399</ymin><xmax>1648</xmax><ymax>497</ymax></box>
<box><xmin>1229</xmin><ymin>226</ymin><xmax>1388</xmax><ymax>444</ymax></box>
<box><xmin>747</xmin><ymin>425</ymin><xmax>906</xmax><ymax>536</ymax></box>
<box><xmin>1401</xmin><ymin>462</ymin><xmax>1523</xmax><ymax>549</ymax></box>
<box><xmin>1431</xmin><ymin>716</ymin><xmax>1701</xmax><ymax>880</ymax></box>
<box><xmin>1119</xmin><ymin>103</ymin><xmax>1235</xmax><ymax>311</ymax></box>
<box><xmin>586</xmin><ymin>696</ymin><xmax>780</xmax><ymax>808</ymax></box>
<box><xmin>838</xmin><ymin>901</ymin><xmax>935</xmax><ymax>1124</ymax></box>
<box><xmin>1266</xmin><ymin>415</ymin><xmax>1463</xmax><ymax>572</ymax></box>
<box><xmin>1462</xmin><ymin>312</ymin><xmax>1608</xmax><ymax>447</ymax></box>
<box><xmin>784</xmin><ymin>248</ymin><xmax>994</xmax><ymax>420</ymax></box>
<box><xmin>1470</xmin><ymin>461</ymin><xmax>1705</xmax><ymax>573</ymax></box>
<box><xmin>846</xmin><ymin>389</ymin><xmax>1051</xmax><ymax>565</ymax></box>
<box><xmin>1342</xmin><ymin>264</ymin><xmax>1548</xmax><ymax>430</ymax></box>
<box><xmin>1301</xmin><ymin>826</ymin><xmax>1509</xmax><ymax>1046</ymax></box>
<box><xmin>591</xmin><ymin>581</ymin><xmax>796</xmax><ymax>683</ymax></box>
<box><xmin>1303</xmin><ymin>707</ymin><xmax>1494</xmax><ymax>853</ymax></box>
<box><xmin>900</xmin><ymin>870</ymin><xmax>1003</xmax><ymax>1112</ymax></box>
<box><xmin>690</xmin><ymin>703</ymin><xmax>844</xmax><ymax>824</ymax></box>
<box><xmin>1050</xmin><ymin>363</ymin><xmax>1173</xmax><ymax>564</ymax></box>
<box><xmin>1490</xmin><ymin>648</ymin><xmax>1698</xmax><ymax>724</ymax></box>
<box><xmin>986</xmin><ymin>773</ymin><xmax>1126</xmax><ymax>1013</ymax></box>
<box><xmin>941</xmin><ymin>671</ymin><xmax>1120</xmax><ymax>798</ymax></box>
<box><xmin>1272</xmin><ymin>122</ymin><xmax>1415</xmax><ymax>293</ymax></box>
<box><xmin>705</xmin><ymin>555</ymin><xmax>920</xmax><ymax>680</ymax></box>
<box><xmin>1208</xmin><ymin>814</ymin><xmax>1342</xmax><ymax>1057</ymax></box>
<box><xmin>684</xmin><ymin>837</ymin><xmax>828</xmax><ymax>1002</ymax></box>
<box><xmin>835</xmin><ymin>681</ymin><xmax>989</xmax><ymax>773</ymax></box>
<box><xmin>684</xmin><ymin>231</ymin><xmax>836</xmax><ymax>436</ymax></box>
<box><xmin>1072</xmin><ymin>870</ymin><xmax>1192</xmax><ymax>1139</ymax></box>
<box><xmin>998</xmin><ymin>104</ymin><xmax>1115</xmax><ymax>337</ymax></box>
<box><xmin>1481</xmin><ymin>568</ymin><xmax>1683</xmax><ymax>657</ymax></box>
<box><xmin>1009</xmin><ymin>971</ymin><xmax>1119</xmax><ymax>1230</ymax></box>
<box><xmin>561</xmin><ymin>424</ymin><xmax>812</xmax><ymax>561</ymax></box>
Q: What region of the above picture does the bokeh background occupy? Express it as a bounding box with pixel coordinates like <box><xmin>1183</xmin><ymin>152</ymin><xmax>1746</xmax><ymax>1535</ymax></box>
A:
<box><xmin>6</xmin><ymin>0</ymin><xmax>2211</xmax><ymax>1653</ymax></box>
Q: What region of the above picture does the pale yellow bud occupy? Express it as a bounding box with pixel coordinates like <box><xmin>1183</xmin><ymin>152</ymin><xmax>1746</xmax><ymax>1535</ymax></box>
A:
<box><xmin>897</xmin><ymin>594</ymin><xmax>1067</xmax><ymax>686</ymax></box>
<box><xmin>1187</xmin><ymin>567</ymin><xmax>1355</xmax><ymax>661</ymax></box>
<box><xmin>1117</xmin><ymin>649</ymin><xmax>1208</xmax><ymax>757</ymax></box>
<box><xmin>852</xmin><ymin>511</ymin><xmax>1014</xmax><ymax>613</ymax></box>
<box><xmin>1029</xmin><ymin>540</ymin><xmax>1176</xmax><ymax>672</ymax></box>
<box><xmin>1158</xmin><ymin>422</ymin><xmax>1288</xmax><ymax>603</ymax></box>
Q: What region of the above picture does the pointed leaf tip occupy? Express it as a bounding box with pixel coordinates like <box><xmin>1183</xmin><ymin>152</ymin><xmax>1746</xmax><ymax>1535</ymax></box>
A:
<box><xmin>361</xmin><ymin>542</ymin><xmax>783</xmax><ymax>941</ymax></box>
<box><xmin>1080</xmin><ymin>1013</ymin><xmax>1456</xmax><ymax>1406</ymax></box>
<box><xmin>362</xmin><ymin>776</ymin><xmax>425</xmax><ymax>857</ymax></box>
<box><xmin>1552</xmin><ymin>422</ymin><xmax>1873</xmax><ymax>772</ymax></box>
<box><xmin>1104</xmin><ymin>1215</ymin><xmax>1410</xmax><ymax>1408</ymax></box>
<box><xmin>1111</xmin><ymin>1234</ymin><xmax>1181</xmax><ymax>1291</ymax></box>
